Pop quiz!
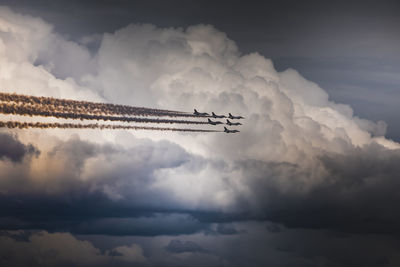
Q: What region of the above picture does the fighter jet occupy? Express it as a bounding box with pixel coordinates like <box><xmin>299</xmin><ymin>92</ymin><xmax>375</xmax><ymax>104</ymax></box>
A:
<box><xmin>228</xmin><ymin>113</ymin><xmax>244</xmax><ymax>119</ymax></box>
<box><xmin>194</xmin><ymin>109</ymin><xmax>209</xmax><ymax>116</ymax></box>
<box><xmin>208</xmin><ymin>118</ymin><xmax>223</xmax><ymax>125</ymax></box>
<box><xmin>226</xmin><ymin>119</ymin><xmax>242</xmax><ymax>126</ymax></box>
<box><xmin>224</xmin><ymin>127</ymin><xmax>240</xmax><ymax>133</ymax></box>
<box><xmin>212</xmin><ymin>112</ymin><xmax>225</xmax><ymax>119</ymax></box>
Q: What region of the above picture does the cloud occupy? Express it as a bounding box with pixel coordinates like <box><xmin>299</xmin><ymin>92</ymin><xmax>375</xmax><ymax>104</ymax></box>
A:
<box><xmin>165</xmin><ymin>239</ymin><xmax>206</xmax><ymax>254</ymax></box>
<box><xmin>1</xmin><ymin>5</ymin><xmax>400</xmax><ymax>241</ymax></box>
<box><xmin>108</xmin><ymin>244</ymin><xmax>146</xmax><ymax>263</ymax></box>
<box><xmin>3</xmin><ymin>224</ymin><xmax>400</xmax><ymax>267</ymax></box>
<box><xmin>0</xmin><ymin>132</ymin><xmax>39</xmax><ymax>162</ymax></box>
<box><xmin>0</xmin><ymin>231</ymin><xmax>146</xmax><ymax>267</ymax></box>
<box><xmin>265</xmin><ymin>223</ymin><xmax>283</xmax><ymax>233</ymax></box>
<box><xmin>0</xmin><ymin>6</ymin><xmax>101</xmax><ymax>101</ymax></box>
<box><xmin>216</xmin><ymin>223</ymin><xmax>240</xmax><ymax>235</ymax></box>
<box><xmin>70</xmin><ymin>214</ymin><xmax>209</xmax><ymax>236</ymax></box>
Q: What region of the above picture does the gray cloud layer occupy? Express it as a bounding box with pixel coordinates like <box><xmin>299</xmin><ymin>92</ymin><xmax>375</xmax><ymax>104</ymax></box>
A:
<box><xmin>0</xmin><ymin>132</ymin><xmax>39</xmax><ymax>162</ymax></box>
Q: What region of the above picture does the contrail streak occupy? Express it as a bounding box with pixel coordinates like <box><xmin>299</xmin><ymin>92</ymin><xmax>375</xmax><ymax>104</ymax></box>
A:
<box><xmin>0</xmin><ymin>120</ymin><xmax>221</xmax><ymax>132</ymax></box>
<box><xmin>0</xmin><ymin>92</ymin><xmax>206</xmax><ymax>118</ymax></box>
<box><xmin>0</xmin><ymin>103</ymin><xmax>208</xmax><ymax>125</ymax></box>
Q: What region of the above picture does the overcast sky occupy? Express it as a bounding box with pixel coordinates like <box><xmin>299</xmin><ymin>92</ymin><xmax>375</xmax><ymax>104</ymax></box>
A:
<box><xmin>1</xmin><ymin>1</ymin><xmax>400</xmax><ymax>266</ymax></box>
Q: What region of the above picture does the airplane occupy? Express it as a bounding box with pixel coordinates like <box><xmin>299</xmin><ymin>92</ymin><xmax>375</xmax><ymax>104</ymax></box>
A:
<box><xmin>224</xmin><ymin>127</ymin><xmax>240</xmax><ymax>133</ymax></box>
<box><xmin>194</xmin><ymin>109</ymin><xmax>209</xmax><ymax>116</ymax></box>
<box><xmin>228</xmin><ymin>113</ymin><xmax>244</xmax><ymax>119</ymax></box>
<box><xmin>208</xmin><ymin>118</ymin><xmax>223</xmax><ymax>125</ymax></box>
<box><xmin>212</xmin><ymin>112</ymin><xmax>225</xmax><ymax>119</ymax></box>
<box><xmin>226</xmin><ymin>119</ymin><xmax>242</xmax><ymax>126</ymax></box>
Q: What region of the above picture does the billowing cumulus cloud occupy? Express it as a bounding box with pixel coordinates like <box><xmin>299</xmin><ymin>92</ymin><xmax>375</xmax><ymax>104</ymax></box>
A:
<box><xmin>1</xmin><ymin>5</ymin><xmax>400</xmax><ymax>266</ymax></box>
<box><xmin>0</xmin><ymin>6</ymin><xmax>100</xmax><ymax>100</ymax></box>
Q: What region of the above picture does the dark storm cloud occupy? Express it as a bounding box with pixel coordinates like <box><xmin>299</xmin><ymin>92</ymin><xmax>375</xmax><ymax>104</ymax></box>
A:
<box><xmin>0</xmin><ymin>230</ymin><xmax>32</xmax><ymax>242</ymax></box>
<box><xmin>0</xmin><ymin>150</ymin><xmax>398</xmax><ymax>238</ymax></box>
<box><xmin>1</xmin><ymin>135</ymin><xmax>400</xmax><ymax>236</ymax></box>
<box><xmin>0</xmin><ymin>231</ymin><xmax>147</xmax><ymax>267</ymax></box>
<box><xmin>215</xmin><ymin>223</ymin><xmax>240</xmax><ymax>235</ymax></box>
<box><xmin>265</xmin><ymin>222</ymin><xmax>283</xmax><ymax>233</ymax></box>
<box><xmin>0</xmin><ymin>211</ymin><xmax>210</xmax><ymax>236</ymax></box>
<box><xmin>228</xmin><ymin>143</ymin><xmax>400</xmax><ymax>235</ymax></box>
<box><xmin>165</xmin><ymin>239</ymin><xmax>206</xmax><ymax>254</ymax></box>
<box><xmin>0</xmin><ymin>132</ymin><xmax>39</xmax><ymax>162</ymax></box>
<box><xmin>202</xmin><ymin>223</ymin><xmax>243</xmax><ymax>236</ymax></box>
<box><xmin>0</xmin><ymin>136</ymin><xmax>213</xmax><ymax>236</ymax></box>
<box><xmin>2</xmin><ymin>226</ymin><xmax>400</xmax><ymax>267</ymax></box>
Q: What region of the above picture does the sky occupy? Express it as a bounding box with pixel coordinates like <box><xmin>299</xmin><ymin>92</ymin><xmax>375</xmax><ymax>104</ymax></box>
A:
<box><xmin>1</xmin><ymin>1</ymin><xmax>400</xmax><ymax>266</ymax></box>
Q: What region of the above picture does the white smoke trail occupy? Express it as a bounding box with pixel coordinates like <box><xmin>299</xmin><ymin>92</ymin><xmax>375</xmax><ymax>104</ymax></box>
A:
<box><xmin>0</xmin><ymin>102</ymin><xmax>210</xmax><ymax>125</ymax></box>
<box><xmin>0</xmin><ymin>92</ymin><xmax>205</xmax><ymax>118</ymax></box>
<box><xmin>0</xmin><ymin>120</ymin><xmax>221</xmax><ymax>132</ymax></box>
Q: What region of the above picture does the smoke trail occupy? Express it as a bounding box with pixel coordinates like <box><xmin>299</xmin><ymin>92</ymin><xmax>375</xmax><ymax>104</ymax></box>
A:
<box><xmin>0</xmin><ymin>103</ymin><xmax>209</xmax><ymax>125</ymax></box>
<box><xmin>0</xmin><ymin>92</ymin><xmax>207</xmax><ymax>118</ymax></box>
<box><xmin>0</xmin><ymin>120</ymin><xmax>221</xmax><ymax>132</ymax></box>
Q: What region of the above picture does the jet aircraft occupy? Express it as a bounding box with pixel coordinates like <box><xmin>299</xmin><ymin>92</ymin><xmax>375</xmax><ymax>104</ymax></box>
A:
<box><xmin>224</xmin><ymin>127</ymin><xmax>240</xmax><ymax>133</ymax></box>
<box><xmin>208</xmin><ymin>118</ymin><xmax>223</xmax><ymax>125</ymax></box>
<box><xmin>194</xmin><ymin>109</ymin><xmax>209</xmax><ymax>116</ymax></box>
<box><xmin>228</xmin><ymin>113</ymin><xmax>244</xmax><ymax>119</ymax></box>
<box><xmin>226</xmin><ymin>119</ymin><xmax>242</xmax><ymax>126</ymax></box>
<box><xmin>212</xmin><ymin>112</ymin><xmax>225</xmax><ymax>118</ymax></box>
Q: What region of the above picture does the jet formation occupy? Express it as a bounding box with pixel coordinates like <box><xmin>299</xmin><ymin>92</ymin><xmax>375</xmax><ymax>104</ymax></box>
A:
<box><xmin>0</xmin><ymin>92</ymin><xmax>243</xmax><ymax>134</ymax></box>
<box><xmin>194</xmin><ymin>109</ymin><xmax>243</xmax><ymax>133</ymax></box>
